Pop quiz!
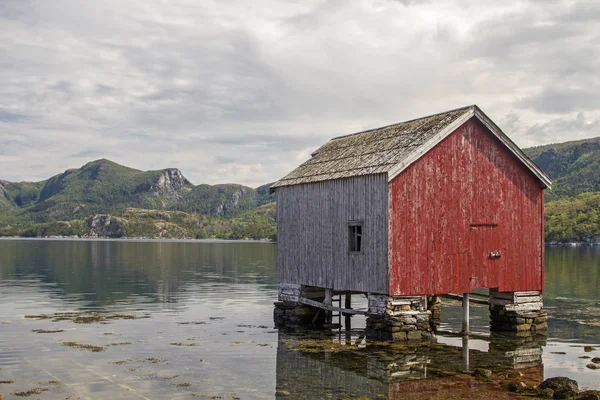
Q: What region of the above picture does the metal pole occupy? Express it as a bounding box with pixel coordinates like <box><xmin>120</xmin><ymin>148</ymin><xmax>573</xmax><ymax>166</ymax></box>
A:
<box><xmin>462</xmin><ymin>293</ymin><xmax>470</xmax><ymax>335</ymax></box>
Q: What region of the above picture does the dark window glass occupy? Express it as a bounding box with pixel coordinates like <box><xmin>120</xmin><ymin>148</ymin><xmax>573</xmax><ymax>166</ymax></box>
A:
<box><xmin>348</xmin><ymin>222</ymin><xmax>363</xmax><ymax>253</ymax></box>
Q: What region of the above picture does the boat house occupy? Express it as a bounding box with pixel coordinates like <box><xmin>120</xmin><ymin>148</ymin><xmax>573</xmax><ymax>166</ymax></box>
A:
<box><xmin>271</xmin><ymin>105</ymin><xmax>551</xmax><ymax>340</ymax></box>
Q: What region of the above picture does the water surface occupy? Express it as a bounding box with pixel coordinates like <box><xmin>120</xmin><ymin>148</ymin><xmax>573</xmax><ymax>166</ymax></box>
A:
<box><xmin>0</xmin><ymin>239</ymin><xmax>599</xmax><ymax>399</ymax></box>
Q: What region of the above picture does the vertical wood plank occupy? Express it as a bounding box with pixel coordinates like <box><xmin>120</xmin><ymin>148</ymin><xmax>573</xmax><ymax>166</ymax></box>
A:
<box><xmin>276</xmin><ymin>174</ymin><xmax>388</xmax><ymax>294</ymax></box>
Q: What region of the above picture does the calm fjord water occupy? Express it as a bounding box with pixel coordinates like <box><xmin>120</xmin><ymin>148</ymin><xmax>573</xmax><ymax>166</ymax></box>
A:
<box><xmin>0</xmin><ymin>239</ymin><xmax>599</xmax><ymax>399</ymax></box>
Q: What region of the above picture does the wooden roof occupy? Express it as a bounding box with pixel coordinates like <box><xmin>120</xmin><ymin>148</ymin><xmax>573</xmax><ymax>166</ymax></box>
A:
<box><xmin>271</xmin><ymin>105</ymin><xmax>551</xmax><ymax>190</ymax></box>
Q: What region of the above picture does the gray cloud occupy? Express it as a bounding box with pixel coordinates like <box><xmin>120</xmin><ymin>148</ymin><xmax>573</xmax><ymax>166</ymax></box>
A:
<box><xmin>523</xmin><ymin>113</ymin><xmax>600</xmax><ymax>145</ymax></box>
<box><xmin>0</xmin><ymin>0</ymin><xmax>599</xmax><ymax>186</ymax></box>
<box><xmin>518</xmin><ymin>87</ymin><xmax>600</xmax><ymax>114</ymax></box>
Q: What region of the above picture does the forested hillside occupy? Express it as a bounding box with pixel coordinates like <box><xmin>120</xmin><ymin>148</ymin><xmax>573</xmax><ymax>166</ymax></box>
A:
<box><xmin>525</xmin><ymin>137</ymin><xmax>600</xmax><ymax>243</ymax></box>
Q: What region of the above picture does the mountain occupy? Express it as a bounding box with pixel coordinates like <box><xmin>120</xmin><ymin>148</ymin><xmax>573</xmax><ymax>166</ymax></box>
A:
<box><xmin>172</xmin><ymin>183</ymin><xmax>274</xmax><ymax>217</ymax></box>
<box><xmin>0</xmin><ymin>180</ymin><xmax>46</xmax><ymax>209</ymax></box>
<box><xmin>524</xmin><ymin>137</ymin><xmax>600</xmax><ymax>201</ymax></box>
<box><xmin>0</xmin><ymin>159</ymin><xmax>273</xmax><ymax>228</ymax></box>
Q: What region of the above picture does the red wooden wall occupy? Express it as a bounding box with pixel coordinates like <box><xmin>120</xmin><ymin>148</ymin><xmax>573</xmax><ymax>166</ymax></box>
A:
<box><xmin>388</xmin><ymin>118</ymin><xmax>544</xmax><ymax>296</ymax></box>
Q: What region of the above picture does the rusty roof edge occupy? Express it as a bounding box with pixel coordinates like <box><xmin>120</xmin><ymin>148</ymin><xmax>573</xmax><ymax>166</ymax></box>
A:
<box><xmin>472</xmin><ymin>106</ymin><xmax>552</xmax><ymax>189</ymax></box>
<box><xmin>387</xmin><ymin>107</ymin><xmax>476</xmax><ymax>181</ymax></box>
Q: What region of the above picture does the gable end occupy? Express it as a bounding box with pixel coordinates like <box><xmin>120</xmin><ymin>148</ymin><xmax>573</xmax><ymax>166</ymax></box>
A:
<box><xmin>387</xmin><ymin>106</ymin><xmax>552</xmax><ymax>189</ymax></box>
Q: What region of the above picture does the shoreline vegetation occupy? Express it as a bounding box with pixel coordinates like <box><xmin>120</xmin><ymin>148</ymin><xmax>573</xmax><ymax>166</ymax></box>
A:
<box><xmin>0</xmin><ymin>206</ymin><xmax>277</xmax><ymax>241</ymax></box>
<box><xmin>1</xmin><ymin>236</ymin><xmax>599</xmax><ymax>246</ymax></box>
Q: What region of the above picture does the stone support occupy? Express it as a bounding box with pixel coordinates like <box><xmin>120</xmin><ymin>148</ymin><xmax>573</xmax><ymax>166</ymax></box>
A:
<box><xmin>273</xmin><ymin>283</ymin><xmax>325</xmax><ymax>327</ymax></box>
<box><xmin>273</xmin><ymin>301</ymin><xmax>324</xmax><ymax>327</ymax></box>
<box><xmin>489</xmin><ymin>289</ymin><xmax>548</xmax><ymax>333</ymax></box>
<box><xmin>365</xmin><ymin>295</ymin><xmax>433</xmax><ymax>341</ymax></box>
<box><xmin>427</xmin><ymin>295</ymin><xmax>441</xmax><ymax>331</ymax></box>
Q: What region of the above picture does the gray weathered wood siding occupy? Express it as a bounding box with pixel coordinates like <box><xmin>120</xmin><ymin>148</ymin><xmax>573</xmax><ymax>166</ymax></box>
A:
<box><xmin>276</xmin><ymin>174</ymin><xmax>388</xmax><ymax>294</ymax></box>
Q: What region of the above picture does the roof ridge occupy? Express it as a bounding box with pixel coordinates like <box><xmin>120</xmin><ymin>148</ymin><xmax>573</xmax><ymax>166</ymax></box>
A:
<box><xmin>330</xmin><ymin>105</ymin><xmax>475</xmax><ymax>142</ymax></box>
<box><xmin>272</xmin><ymin>104</ymin><xmax>550</xmax><ymax>191</ymax></box>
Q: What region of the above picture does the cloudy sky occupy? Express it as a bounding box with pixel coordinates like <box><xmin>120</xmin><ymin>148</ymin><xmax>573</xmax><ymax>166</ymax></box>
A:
<box><xmin>1</xmin><ymin>0</ymin><xmax>599</xmax><ymax>186</ymax></box>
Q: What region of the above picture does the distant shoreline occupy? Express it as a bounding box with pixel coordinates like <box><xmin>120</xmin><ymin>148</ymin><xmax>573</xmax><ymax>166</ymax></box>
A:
<box><xmin>1</xmin><ymin>236</ymin><xmax>597</xmax><ymax>246</ymax></box>
<box><xmin>546</xmin><ymin>241</ymin><xmax>600</xmax><ymax>247</ymax></box>
<box><xmin>0</xmin><ymin>236</ymin><xmax>276</xmax><ymax>243</ymax></box>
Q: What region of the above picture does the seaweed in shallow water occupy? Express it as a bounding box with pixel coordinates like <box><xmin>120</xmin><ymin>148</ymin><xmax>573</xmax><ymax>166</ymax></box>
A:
<box><xmin>12</xmin><ymin>388</ymin><xmax>49</xmax><ymax>397</ymax></box>
<box><xmin>61</xmin><ymin>341</ymin><xmax>105</xmax><ymax>352</ymax></box>
<box><xmin>24</xmin><ymin>312</ymin><xmax>144</xmax><ymax>324</ymax></box>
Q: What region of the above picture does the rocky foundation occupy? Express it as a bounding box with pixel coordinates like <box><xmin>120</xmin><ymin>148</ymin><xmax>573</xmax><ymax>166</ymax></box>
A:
<box><xmin>273</xmin><ymin>284</ymin><xmax>325</xmax><ymax>328</ymax></box>
<box><xmin>489</xmin><ymin>290</ymin><xmax>548</xmax><ymax>333</ymax></box>
<box><xmin>273</xmin><ymin>301</ymin><xmax>324</xmax><ymax>327</ymax></box>
<box><xmin>365</xmin><ymin>295</ymin><xmax>433</xmax><ymax>341</ymax></box>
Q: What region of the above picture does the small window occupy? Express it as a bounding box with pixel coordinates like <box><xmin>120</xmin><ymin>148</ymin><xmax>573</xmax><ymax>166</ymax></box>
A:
<box><xmin>348</xmin><ymin>221</ymin><xmax>363</xmax><ymax>253</ymax></box>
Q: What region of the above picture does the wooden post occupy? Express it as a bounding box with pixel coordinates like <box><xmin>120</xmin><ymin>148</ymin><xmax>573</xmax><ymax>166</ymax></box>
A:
<box><xmin>461</xmin><ymin>293</ymin><xmax>470</xmax><ymax>335</ymax></box>
<box><xmin>344</xmin><ymin>292</ymin><xmax>352</xmax><ymax>334</ymax></box>
<box><xmin>325</xmin><ymin>288</ymin><xmax>333</xmax><ymax>324</ymax></box>
<box><xmin>462</xmin><ymin>336</ymin><xmax>470</xmax><ymax>371</ymax></box>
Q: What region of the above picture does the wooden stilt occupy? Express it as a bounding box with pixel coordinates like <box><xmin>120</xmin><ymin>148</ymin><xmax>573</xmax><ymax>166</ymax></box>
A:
<box><xmin>325</xmin><ymin>288</ymin><xmax>333</xmax><ymax>324</ymax></box>
<box><xmin>461</xmin><ymin>293</ymin><xmax>470</xmax><ymax>335</ymax></box>
<box><xmin>344</xmin><ymin>292</ymin><xmax>352</xmax><ymax>334</ymax></box>
<box><xmin>462</xmin><ymin>336</ymin><xmax>470</xmax><ymax>371</ymax></box>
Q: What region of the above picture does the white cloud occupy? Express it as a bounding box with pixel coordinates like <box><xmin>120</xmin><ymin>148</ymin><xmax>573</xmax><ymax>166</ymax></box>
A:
<box><xmin>0</xmin><ymin>0</ymin><xmax>599</xmax><ymax>186</ymax></box>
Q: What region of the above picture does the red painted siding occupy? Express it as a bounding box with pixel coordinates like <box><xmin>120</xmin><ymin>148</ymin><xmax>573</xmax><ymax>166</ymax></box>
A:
<box><xmin>388</xmin><ymin>118</ymin><xmax>544</xmax><ymax>296</ymax></box>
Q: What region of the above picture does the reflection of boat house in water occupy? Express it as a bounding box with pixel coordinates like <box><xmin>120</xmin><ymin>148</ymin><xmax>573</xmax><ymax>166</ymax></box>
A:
<box><xmin>275</xmin><ymin>332</ymin><xmax>545</xmax><ymax>399</ymax></box>
<box><xmin>271</xmin><ymin>105</ymin><xmax>551</xmax><ymax>339</ymax></box>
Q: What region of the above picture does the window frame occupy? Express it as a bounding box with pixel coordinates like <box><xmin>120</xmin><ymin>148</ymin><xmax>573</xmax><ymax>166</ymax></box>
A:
<box><xmin>348</xmin><ymin>220</ymin><xmax>364</xmax><ymax>255</ymax></box>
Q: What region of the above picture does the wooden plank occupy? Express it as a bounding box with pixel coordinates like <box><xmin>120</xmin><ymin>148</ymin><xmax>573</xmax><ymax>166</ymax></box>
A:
<box><xmin>298</xmin><ymin>297</ymin><xmax>367</xmax><ymax>315</ymax></box>
<box><xmin>440</xmin><ymin>293</ymin><xmax>489</xmax><ymax>305</ymax></box>
<box><xmin>279</xmin><ymin>283</ymin><xmax>302</xmax><ymax>290</ymax></box>
<box><xmin>514</xmin><ymin>295</ymin><xmax>542</xmax><ymax>304</ymax></box>
<box><xmin>504</xmin><ymin>303</ymin><xmax>543</xmax><ymax>312</ymax></box>
<box><xmin>515</xmin><ymin>291</ymin><xmax>542</xmax><ymax>297</ymax></box>
<box><xmin>279</xmin><ymin>293</ymin><xmax>300</xmax><ymax>302</ymax></box>
<box><xmin>280</xmin><ymin>287</ymin><xmax>300</xmax><ymax>294</ymax></box>
<box><xmin>505</xmin><ymin>348</ymin><xmax>543</xmax><ymax>357</ymax></box>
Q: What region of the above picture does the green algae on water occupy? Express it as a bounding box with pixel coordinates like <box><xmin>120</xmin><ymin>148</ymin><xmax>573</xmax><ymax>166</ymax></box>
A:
<box><xmin>110</xmin><ymin>360</ymin><xmax>131</xmax><ymax>365</ymax></box>
<box><xmin>62</xmin><ymin>341</ymin><xmax>105</xmax><ymax>352</ymax></box>
<box><xmin>12</xmin><ymin>388</ymin><xmax>49</xmax><ymax>397</ymax></box>
<box><xmin>24</xmin><ymin>312</ymin><xmax>145</xmax><ymax>324</ymax></box>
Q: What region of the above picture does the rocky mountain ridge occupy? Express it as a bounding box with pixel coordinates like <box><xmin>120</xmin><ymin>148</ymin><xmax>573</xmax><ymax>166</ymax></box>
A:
<box><xmin>0</xmin><ymin>159</ymin><xmax>274</xmax><ymax>227</ymax></box>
